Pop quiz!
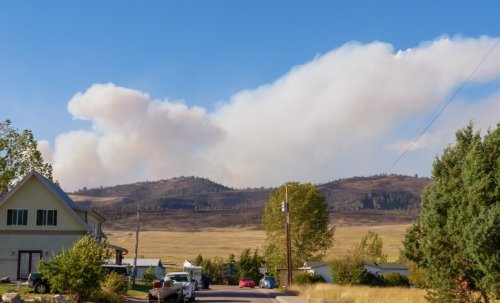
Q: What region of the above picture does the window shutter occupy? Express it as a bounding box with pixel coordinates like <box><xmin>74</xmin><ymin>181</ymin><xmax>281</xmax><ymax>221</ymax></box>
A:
<box><xmin>37</xmin><ymin>210</ymin><xmax>43</xmax><ymax>226</ymax></box>
<box><xmin>22</xmin><ymin>210</ymin><xmax>28</xmax><ymax>225</ymax></box>
<box><xmin>7</xmin><ymin>209</ymin><xmax>13</xmax><ymax>225</ymax></box>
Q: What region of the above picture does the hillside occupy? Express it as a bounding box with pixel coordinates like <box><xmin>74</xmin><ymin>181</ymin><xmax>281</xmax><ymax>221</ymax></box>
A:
<box><xmin>70</xmin><ymin>174</ymin><xmax>431</xmax><ymax>230</ymax></box>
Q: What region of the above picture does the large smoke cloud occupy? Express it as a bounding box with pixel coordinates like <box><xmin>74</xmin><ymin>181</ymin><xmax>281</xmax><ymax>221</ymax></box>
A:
<box><xmin>41</xmin><ymin>36</ymin><xmax>500</xmax><ymax>191</ymax></box>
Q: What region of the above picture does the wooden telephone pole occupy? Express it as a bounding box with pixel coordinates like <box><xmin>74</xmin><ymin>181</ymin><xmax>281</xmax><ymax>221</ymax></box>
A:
<box><xmin>281</xmin><ymin>185</ymin><xmax>293</xmax><ymax>286</ymax></box>
<box><xmin>132</xmin><ymin>204</ymin><xmax>140</xmax><ymax>284</ymax></box>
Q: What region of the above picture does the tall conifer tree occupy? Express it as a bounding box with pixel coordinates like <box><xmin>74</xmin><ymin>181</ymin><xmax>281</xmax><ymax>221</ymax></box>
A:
<box><xmin>403</xmin><ymin>123</ymin><xmax>499</xmax><ymax>303</ymax></box>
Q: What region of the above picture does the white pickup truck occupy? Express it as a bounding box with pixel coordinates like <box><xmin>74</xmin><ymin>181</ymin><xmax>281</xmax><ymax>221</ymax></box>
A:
<box><xmin>165</xmin><ymin>272</ymin><xmax>196</xmax><ymax>302</ymax></box>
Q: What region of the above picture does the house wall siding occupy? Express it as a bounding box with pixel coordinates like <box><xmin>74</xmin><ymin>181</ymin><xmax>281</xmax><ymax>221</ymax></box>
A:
<box><xmin>314</xmin><ymin>266</ymin><xmax>332</xmax><ymax>283</ymax></box>
<box><xmin>0</xmin><ymin>178</ymin><xmax>84</xmax><ymax>231</ymax></box>
<box><xmin>0</xmin><ymin>233</ymin><xmax>84</xmax><ymax>280</ymax></box>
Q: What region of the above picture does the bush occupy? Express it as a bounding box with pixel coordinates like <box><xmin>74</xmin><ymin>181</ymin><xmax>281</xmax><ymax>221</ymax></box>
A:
<box><xmin>381</xmin><ymin>272</ymin><xmax>410</xmax><ymax>287</ymax></box>
<box><xmin>293</xmin><ymin>273</ymin><xmax>326</xmax><ymax>285</ymax></box>
<box><xmin>330</xmin><ymin>252</ymin><xmax>366</xmax><ymax>285</ymax></box>
<box><xmin>91</xmin><ymin>291</ymin><xmax>124</xmax><ymax>303</ymax></box>
<box><xmin>226</xmin><ymin>275</ymin><xmax>239</xmax><ymax>285</ymax></box>
<box><xmin>330</xmin><ymin>253</ymin><xmax>387</xmax><ymax>286</ymax></box>
<box><xmin>360</xmin><ymin>271</ymin><xmax>385</xmax><ymax>286</ymax></box>
<box><xmin>39</xmin><ymin>236</ymin><xmax>112</xmax><ymax>303</ymax></box>
<box><xmin>102</xmin><ymin>272</ymin><xmax>129</xmax><ymax>295</ymax></box>
<box><xmin>143</xmin><ymin>266</ymin><xmax>156</xmax><ymax>285</ymax></box>
<box><xmin>407</xmin><ymin>262</ymin><xmax>426</xmax><ymax>288</ymax></box>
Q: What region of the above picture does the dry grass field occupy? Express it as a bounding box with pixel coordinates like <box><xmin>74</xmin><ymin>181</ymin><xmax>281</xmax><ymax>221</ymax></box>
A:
<box><xmin>331</xmin><ymin>224</ymin><xmax>409</xmax><ymax>260</ymax></box>
<box><xmin>291</xmin><ymin>284</ymin><xmax>427</xmax><ymax>303</ymax></box>
<box><xmin>105</xmin><ymin>223</ymin><xmax>410</xmax><ymax>265</ymax></box>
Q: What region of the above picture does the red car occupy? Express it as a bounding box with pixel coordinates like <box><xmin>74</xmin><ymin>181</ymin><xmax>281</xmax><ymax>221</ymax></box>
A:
<box><xmin>238</xmin><ymin>278</ymin><xmax>255</xmax><ymax>288</ymax></box>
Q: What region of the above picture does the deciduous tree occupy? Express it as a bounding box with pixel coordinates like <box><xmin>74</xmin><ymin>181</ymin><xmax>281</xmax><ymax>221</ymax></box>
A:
<box><xmin>0</xmin><ymin>119</ymin><xmax>53</xmax><ymax>195</ymax></box>
<box><xmin>403</xmin><ymin>123</ymin><xmax>500</xmax><ymax>303</ymax></box>
<box><xmin>262</xmin><ymin>182</ymin><xmax>334</xmax><ymax>277</ymax></box>
<box><xmin>357</xmin><ymin>231</ymin><xmax>387</xmax><ymax>263</ymax></box>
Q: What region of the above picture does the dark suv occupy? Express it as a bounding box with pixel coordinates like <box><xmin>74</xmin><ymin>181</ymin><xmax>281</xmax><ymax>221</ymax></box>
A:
<box><xmin>102</xmin><ymin>264</ymin><xmax>130</xmax><ymax>277</ymax></box>
<box><xmin>27</xmin><ymin>273</ymin><xmax>50</xmax><ymax>294</ymax></box>
<box><xmin>27</xmin><ymin>265</ymin><xmax>128</xmax><ymax>294</ymax></box>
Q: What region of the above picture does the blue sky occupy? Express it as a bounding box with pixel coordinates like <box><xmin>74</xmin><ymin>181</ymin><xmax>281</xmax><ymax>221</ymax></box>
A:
<box><xmin>1</xmin><ymin>1</ymin><xmax>499</xmax><ymax>190</ymax></box>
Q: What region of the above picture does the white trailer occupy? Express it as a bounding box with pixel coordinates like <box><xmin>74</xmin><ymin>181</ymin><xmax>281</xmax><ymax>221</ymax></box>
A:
<box><xmin>183</xmin><ymin>260</ymin><xmax>202</xmax><ymax>289</ymax></box>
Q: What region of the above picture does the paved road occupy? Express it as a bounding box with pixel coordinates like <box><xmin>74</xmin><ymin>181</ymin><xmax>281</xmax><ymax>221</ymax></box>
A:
<box><xmin>126</xmin><ymin>285</ymin><xmax>306</xmax><ymax>303</ymax></box>
<box><xmin>196</xmin><ymin>285</ymin><xmax>278</xmax><ymax>303</ymax></box>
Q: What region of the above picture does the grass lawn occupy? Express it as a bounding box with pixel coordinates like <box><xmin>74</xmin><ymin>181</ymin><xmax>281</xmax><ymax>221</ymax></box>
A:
<box><xmin>0</xmin><ymin>282</ymin><xmax>152</xmax><ymax>301</ymax></box>
<box><xmin>127</xmin><ymin>283</ymin><xmax>150</xmax><ymax>299</ymax></box>
<box><xmin>105</xmin><ymin>224</ymin><xmax>410</xmax><ymax>265</ymax></box>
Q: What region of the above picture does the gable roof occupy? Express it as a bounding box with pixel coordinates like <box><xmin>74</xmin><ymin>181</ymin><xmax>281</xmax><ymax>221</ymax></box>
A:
<box><xmin>0</xmin><ymin>170</ymin><xmax>94</xmax><ymax>232</ymax></box>
<box><xmin>300</xmin><ymin>261</ymin><xmax>328</xmax><ymax>269</ymax></box>
<box><xmin>363</xmin><ymin>262</ymin><xmax>408</xmax><ymax>270</ymax></box>
<box><xmin>122</xmin><ymin>258</ymin><xmax>163</xmax><ymax>267</ymax></box>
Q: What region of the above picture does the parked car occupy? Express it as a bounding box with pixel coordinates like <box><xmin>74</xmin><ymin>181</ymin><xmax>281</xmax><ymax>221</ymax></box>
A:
<box><xmin>27</xmin><ymin>273</ymin><xmax>50</xmax><ymax>294</ymax></box>
<box><xmin>238</xmin><ymin>278</ymin><xmax>255</xmax><ymax>288</ymax></box>
<box><xmin>259</xmin><ymin>276</ymin><xmax>276</xmax><ymax>289</ymax></box>
<box><xmin>165</xmin><ymin>272</ymin><xmax>196</xmax><ymax>302</ymax></box>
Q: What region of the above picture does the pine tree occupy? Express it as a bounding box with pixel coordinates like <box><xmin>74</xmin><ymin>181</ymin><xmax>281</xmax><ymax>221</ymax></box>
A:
<box><xmin>403</xmin><ymin>123</ymin><xmax>500</xmax><ymax>303</ymax></box>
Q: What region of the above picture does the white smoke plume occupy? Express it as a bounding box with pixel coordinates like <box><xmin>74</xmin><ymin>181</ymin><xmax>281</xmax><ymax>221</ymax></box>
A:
<box><xmin>41</xmin><ymin>36</ymin><xmax>500</xmax><ymax>191</ymax></box>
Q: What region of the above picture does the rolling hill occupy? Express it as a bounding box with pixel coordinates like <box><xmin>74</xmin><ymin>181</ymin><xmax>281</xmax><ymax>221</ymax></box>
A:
<box><xmin>70</xmin><ymin>174</ymin><xmax>431</xmax><ymax>230</ymax></box>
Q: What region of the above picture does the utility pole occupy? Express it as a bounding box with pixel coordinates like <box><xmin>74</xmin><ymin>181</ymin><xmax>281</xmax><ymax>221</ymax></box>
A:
<box><xmin>281</xmin><ymin>185</ymin><xmax>293</xmax><ymax>286</ymax></box>
<box><xmin>132</xmin><ymin>203</ymin><xmax>140</xmax><ymax>285</ymax></box>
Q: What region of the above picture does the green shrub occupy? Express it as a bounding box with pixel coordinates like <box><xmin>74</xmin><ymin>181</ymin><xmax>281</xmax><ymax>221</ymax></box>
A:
<box><xmin>226</xmin><ymin>275</ymin><xmax>239</xmax><ymax>285</ymax></box>
<box><xmin>330</xmin><ymin>256</ymin><xmax>366</xmax><ymax>285</ymax></box>
<box><xmin>330</xmin><ymin>253</ymin><xmax>386</xmax><ymax>286</ymax></box>
<box><xmin>39</xmin><ymin>236</ymin><xmax>112</xmax><ymax>303</ymax></box>
<box><xmin>102</xmin><ymin>272</ymin><xmax>128</xmax><ymax>295</ymax></box>
<box><xmin>91</xmin><ymin>291</ymin><xmax>124</xmax><ymax>303</ymax></box>
<box><xmin>381</xmin><ymin>272</ymin><xmax>410</xmax><ymax>287</ymax></box>
<box><xmin>143</xmin><ymin>266</ymin><xmax>156</xmax><ymax>285</ymax></box>
<box><xmin>360</xmin><ymin>271</ymin><xmax>386</xmax><ymax>286</ymax></box>
<box><xmin>293</xmin><ymin>273</ymin><xmax>326</xmax><ymax>285</ymax></box>
<box><xmin>407</xmin><ymin>262</ymin><xmax>426</xmax><ymax>288</ymax></box>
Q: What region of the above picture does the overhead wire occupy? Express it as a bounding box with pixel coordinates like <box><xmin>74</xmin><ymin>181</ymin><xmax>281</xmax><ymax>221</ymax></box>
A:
<box><xmin>319</xmin><ymin>0</ymin><xmax>433</xmax><ymax>183</ymax></box>
<box><xmin>385</xmin><ymin>37</ymin><xmax>500</xmax><ymax>173</ymax></box>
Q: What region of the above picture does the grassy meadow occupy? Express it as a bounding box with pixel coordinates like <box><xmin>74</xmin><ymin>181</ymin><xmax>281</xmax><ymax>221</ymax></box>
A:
<box><xmin>105</xmin><ymin>223</ymin><xmax>410</xmax><ymax>265</ymax></box>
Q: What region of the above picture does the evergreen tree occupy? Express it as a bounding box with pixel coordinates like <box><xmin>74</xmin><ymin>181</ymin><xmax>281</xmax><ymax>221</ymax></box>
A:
<box><xmin>237</xmin><ymin>248</ymin><xmax>262</xmax><ymax>283</ymax></box>
<box><xmin>0</xmin><ymin>119</ymin><xmax>53</xmax><ymax>195</ymax></box>
<box><xmin>194</xmin><ymin>254</ymin><xmax>203</xmax><ymax>266</ymax></box>
<box><xmin>403</xmin><ymin>123</ymin><xmax>500</xmax><ymax>303</ymax></box>
<box><xmin>262</xmin><ymin>182</ymin><xmax>334</xmax><ymax>277</ymax></box>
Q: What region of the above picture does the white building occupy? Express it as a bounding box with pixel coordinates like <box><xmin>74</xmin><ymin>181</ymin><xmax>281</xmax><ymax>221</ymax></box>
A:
<box><xmin>298</xmin><ymin>261</ymin><xmax>332</xmax><ymax>283</ymax></box>
<box><xmin>122</xmin><ymin>258</ymin><xmax>165</xmax><ymax>280</ymax></box>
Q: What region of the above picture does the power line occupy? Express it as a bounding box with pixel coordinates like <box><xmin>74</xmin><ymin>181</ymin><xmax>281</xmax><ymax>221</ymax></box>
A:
<box><xmin>326</xmin><ymin>0</ymin><xmax>434</xmax><ymax>161</ymax></box>
<box><xmin>386</xmin><ymin>37</ymin><xmax>500</xmax><ymax>173</ymax></box>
